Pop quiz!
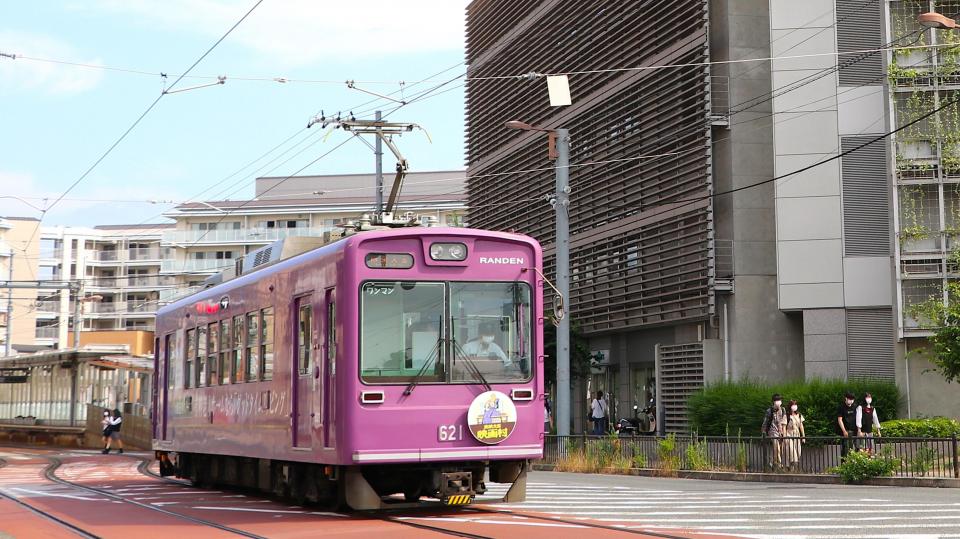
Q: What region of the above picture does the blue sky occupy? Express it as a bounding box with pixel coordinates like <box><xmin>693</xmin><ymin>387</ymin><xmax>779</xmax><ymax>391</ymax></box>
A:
<box><xmin>0</xmin><ymin>1</ymin><xmax>469</xmax><ymax>227</ymax></box>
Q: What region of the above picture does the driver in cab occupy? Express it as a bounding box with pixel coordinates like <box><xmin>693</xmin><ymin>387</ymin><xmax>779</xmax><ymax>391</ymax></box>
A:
<box><xmin>461</xmin><ymin>321</ymin><xmax>511</xmax><ymax>367</ymax></box>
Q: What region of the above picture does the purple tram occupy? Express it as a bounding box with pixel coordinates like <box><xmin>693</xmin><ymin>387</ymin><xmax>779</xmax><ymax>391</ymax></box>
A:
<box><xmin>152</xmin><ymin>227</ymin><xmax>544</xmax><ymax>509</ymax></box>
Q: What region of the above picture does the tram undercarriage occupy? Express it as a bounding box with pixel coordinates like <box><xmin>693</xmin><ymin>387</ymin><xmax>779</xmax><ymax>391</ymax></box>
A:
<box><xmin>158</xmin><ymin>451</ymin><xmax>528</xmax><ymax>510</ymax></box>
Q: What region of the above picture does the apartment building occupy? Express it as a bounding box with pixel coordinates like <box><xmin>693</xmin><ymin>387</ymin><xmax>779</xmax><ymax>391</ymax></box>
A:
<box><xmin>0</xmin><ymin>217</ymin><xmax>40</xmax><ymax>355</ymax></box>
<box><xmin>37</xmin><ymin>223</ymin><xmax>176</xmax><ymax>345</ymax></box>
<box><xmin>160</xmin><ymin>171</ymin><xmax>467</xmax><ymax>295</ymax></box>
<box><xmin>464</xmin><ymin>0</ymin><xmax>959</xmax><ymax>428</ymax></box>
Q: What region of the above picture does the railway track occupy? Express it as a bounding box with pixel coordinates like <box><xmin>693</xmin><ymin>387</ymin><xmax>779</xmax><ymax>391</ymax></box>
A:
<box><xmin>0</xmin><ymin>451</ymin><xmax>269</xmax><ymax>539</ymax></box>
<box><xmin>0</xmin><ymin>456</ymin><xmax>100</xmax><ymax>539</ymax></box>
<box><xmin>468</xmin><ymin>506</ymin><xmax>702</xmax><ymax>539</ymax></box>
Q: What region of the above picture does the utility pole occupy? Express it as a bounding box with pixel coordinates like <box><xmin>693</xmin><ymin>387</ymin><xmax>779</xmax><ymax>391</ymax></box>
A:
<box><xmin>375</xmin><ymin>110</ymin><xmax>384</xmax><ymax>216</ymax></box>
<box><xmin>72</xmin><ymin>282</ymin><xmax>83</xmax><ymax>350</ymax></box>
<box><xmin>4</xmin><ymin>253</ymin><xmax>13</xmax><ymax>356</ymax></box>
<box><xmin>554</xmin><ymin>128</ymin><xmax>572</xmax><ymax>436</ymax></box>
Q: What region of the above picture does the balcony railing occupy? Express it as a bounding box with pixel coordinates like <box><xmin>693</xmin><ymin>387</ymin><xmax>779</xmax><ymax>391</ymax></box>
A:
<box><xmin>87</xmin><ymin>301</ymin><xmax>158</xmax><ymax>314</ymax></box>
<box><xmin>160</xmin><ymin>258</ymin><xmax>235</xmax><ymax>273</ymax></box>
<box><xmin>161</xmin><ymin>227</ymin><xmax>327</xmax><ymax>245</ymax></box>
<box><xmin>34</xmin><ymin>300</ymin><xmax>61</xmax><ymax>313</ymax></box>
<box><xmin>87</xmin><ymin>248</ymin><xmax>162</xmax><ymax>262</ymax></box>
<box><xmin>87</xmin><ymin>275</ymin><xmax>177</xmax><ymax>288</ymax></box>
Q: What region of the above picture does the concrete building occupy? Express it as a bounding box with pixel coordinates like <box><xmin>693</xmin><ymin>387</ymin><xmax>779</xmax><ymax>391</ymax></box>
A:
<box><xmin>159</xmin><ymin>171</ymin><xmax>467</xmax><ymax>295</ymax></box>
<box><xmin>464</xmin><ymin>0</ymin><xmax>959</xmax><ymax>430</ymax></box>
<box><xmin>37</xmin><ymin>224</ymin><xmax>175</xmax><ymax>345</ymax></box>
<box><xmin>0</xmin><ymin>217</ymin><xmax>40</xmax><ymax>355</ymax></box>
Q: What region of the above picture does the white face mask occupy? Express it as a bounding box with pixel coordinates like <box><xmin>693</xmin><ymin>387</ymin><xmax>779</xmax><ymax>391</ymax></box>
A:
<box><xmin>481</xmin><ymin>335</ymin><xmax>494</xmax><ymax>344</ymax></box>
<box><xmin>865</xmin><ymin>398</ymin><xmax>872</xmax><ymax>404</ymax></box>
<box><xmin>774</xmin><ymin>400</ymin><xmax>782</xmax><ymax>408</ymax></box>
<box><xmin>791</xmin><ymin>405</ymin><xmax>798</xmax><ymax>412</ymax></box>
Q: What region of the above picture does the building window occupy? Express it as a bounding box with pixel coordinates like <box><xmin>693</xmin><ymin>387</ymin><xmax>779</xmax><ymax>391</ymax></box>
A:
<box><xmin>261</xmin><ymin>307</ymin><xmax>274</xmax><ymax>380</ymax></box>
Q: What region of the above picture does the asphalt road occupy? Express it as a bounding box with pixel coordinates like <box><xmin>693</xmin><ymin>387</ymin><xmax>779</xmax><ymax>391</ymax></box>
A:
<box><xmin>478</xmin><ymin>471</ymin><xmax>960</xmax><ymax>538</ymax></box>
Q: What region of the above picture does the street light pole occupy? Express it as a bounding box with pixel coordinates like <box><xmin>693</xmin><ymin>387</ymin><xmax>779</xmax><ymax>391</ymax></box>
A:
<box><xmin>504</xmin><ymin>120</ymin><xmax>573</xmax><ymax>436</ymax></box>
<box><xmin>554</xmin><ymin>128</ymin><xmax>572</xmax><ymax>436</ymax></box>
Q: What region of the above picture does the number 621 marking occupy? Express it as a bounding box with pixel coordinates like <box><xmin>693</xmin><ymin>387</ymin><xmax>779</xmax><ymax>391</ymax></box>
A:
<box><xmin>438</xmin><ymin>424</ymin><xmax>463</xmax><ymax>442</ymax></box>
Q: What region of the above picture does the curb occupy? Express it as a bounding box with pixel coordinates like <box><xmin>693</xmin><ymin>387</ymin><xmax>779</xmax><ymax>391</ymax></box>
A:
<box><xmin>531</xmin><ymin>463</ymin><xmax>960</xmax><ymax>488</ymax></box>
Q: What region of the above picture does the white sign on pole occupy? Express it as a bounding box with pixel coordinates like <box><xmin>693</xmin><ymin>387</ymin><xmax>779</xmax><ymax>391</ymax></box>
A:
<box><xmin>546</xmin><ymin>75</ymin><xmax>572</xmax><ymax>106</ymax></box>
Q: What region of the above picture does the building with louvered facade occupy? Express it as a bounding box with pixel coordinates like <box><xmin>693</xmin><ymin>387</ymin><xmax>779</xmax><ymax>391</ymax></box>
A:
<box><xmin>465</xmin><ymin>0</ymin><xmax>960</xmax><ymax>430</ymax></box>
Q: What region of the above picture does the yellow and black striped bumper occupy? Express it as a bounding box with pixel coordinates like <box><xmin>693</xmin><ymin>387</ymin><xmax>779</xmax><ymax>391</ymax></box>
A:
<box><xmin>443</xmin><ymin>494</ymin><xmax>474</xmax><ymax>506</ymax></box>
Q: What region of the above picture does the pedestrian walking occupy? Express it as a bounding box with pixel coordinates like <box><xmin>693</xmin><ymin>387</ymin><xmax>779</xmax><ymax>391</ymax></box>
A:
<box><xmin>761</xmin><ymin>393</ymin><xmax>786</xmax><ymax>471</ymax></box>
<box><xmin>837</xmin><ymin>392</ymin><xmax>858</xmax><ymax>460</ymax></box>
<box><xmin>783</xmin><ymin>400</ymin><xmax>806</xmax><ymax>472</ymax></box>
<box><xmin>102</xmin><ymin>408</ymin><xmax>123</xmax><ymax>454</ymax></box>
<box><xmin>544</xmin><ymin>397</ymin><xmax>554</xmax><ymax>434</ymax></box>
<box><xmin>856</xmin><ymin>392</ymin><xmax>881</xmax><ymax>453</ymax></box>
<box><xmin>590</xmin><ymin>391</ymin><xmax>607</xmax><ymax>436</ymax></box>
<box><xmin>100</xmin><ymin>409</ymin><xmax>111</xmax><ymax>450</ymax></box>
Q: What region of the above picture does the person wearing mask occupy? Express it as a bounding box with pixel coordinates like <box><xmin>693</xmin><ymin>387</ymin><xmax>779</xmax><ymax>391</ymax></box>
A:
<box><xmin>837</xmin><ymin>392</ymin><xmax>858</xmax><ymax>460</ymax></box>
<box><xmin>856</xmin><ymin>392</ymin><xmax>882</xmax><ymax>453</ymax></box>
<box><xmin>102</xmin><ymin>408</ymin><xmax>123</xmax><ymax>454</ymax></box>
<box><xmin>544</xmin><ymin>397</ymin><xmax>554</xmax><ymax>434</ymax></box>
<box><xmin>783</xmin><ymin>400</ymin><xmax>806</xmax><ymax>472</ymax></box>
<box><xmin>100</xmin><ymin>409</ymin><xmax>111</xmax><ymax>451</ymax></box>
<box><xmin>461</xmin><ymin>321</ymin><xmax>511</xmax><ymax>366</ymax></box>
<box><xmin>761</xmin><ymin>394</ymin><xmax>786</xmax><ymax>471</ymax></box>
<box><xmin>590</xmin><ymin>390</ymin><xmax>607</xmax><ymax>436</ymax></box>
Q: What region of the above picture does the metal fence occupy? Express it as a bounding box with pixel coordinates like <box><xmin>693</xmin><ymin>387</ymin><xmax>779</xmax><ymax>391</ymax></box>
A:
<box><xmin>544</xmin><ymin>434</ymin><xmax>960</xmax><ymax>479</ymax></box>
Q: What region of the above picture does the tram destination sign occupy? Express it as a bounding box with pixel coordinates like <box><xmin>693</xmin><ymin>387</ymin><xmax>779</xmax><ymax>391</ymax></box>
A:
<box><xmin>0</xmin><ymin>368</ymin><xmax>29</xmax><ymax>383</ymax></box>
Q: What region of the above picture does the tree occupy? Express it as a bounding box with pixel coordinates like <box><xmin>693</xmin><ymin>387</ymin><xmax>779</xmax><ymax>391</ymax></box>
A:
<box><xmin>911</xmin><ymin>280</ymin><xmax>960</xmax><ymax>383</ymax></box>
<box><xmin>542</xmin><ymin>322</ymin><xmax>594</xmax><ymax>392</ymax></box>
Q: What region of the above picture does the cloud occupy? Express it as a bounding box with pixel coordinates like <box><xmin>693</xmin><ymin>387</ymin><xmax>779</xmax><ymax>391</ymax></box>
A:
<box><xmin>0</xmin><ymin>31</ymin><xmax>104</xmax><ymax>95</ymax></box>
<box><xmin>86</xmin><ymin>0</ymin><xmax>468</xmax><ymax>67</ymax></box>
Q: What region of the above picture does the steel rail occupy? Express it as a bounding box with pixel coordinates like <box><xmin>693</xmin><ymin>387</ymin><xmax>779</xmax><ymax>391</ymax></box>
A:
<box><xmin>39</xmin><ymin>455</ymin><xmax>269</xmax><ymax>539</ymax></box>
<box><xmin>0</xmin><ymin>456</ymin><xmax>101</xmax><ymax>539</ymax></box>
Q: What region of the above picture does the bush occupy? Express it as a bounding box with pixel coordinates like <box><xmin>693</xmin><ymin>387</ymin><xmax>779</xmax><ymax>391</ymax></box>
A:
<box><xmin>656</xmin><ymin>433</ymin><xmax>680</xmax><ymax>475</ymax></box>
<box><xmin>684</xmin><ymin>436</ymin><xmax>710</xmax><ymax>471</ymax></box>
<box><xmin>880</xmin><ymin>417</ymin><xmax>960</xmax><ymax>438</ymax></box>
<box><xmin>688</xmin><ymin>379</ymin><xmax>901</xmax><ymax>437</ymax></box>
<box><xmin>829</xmin><ymin>449</ymin><xmax>898</xmax><ymax>484</ymax></box>
<box><xmin>908</xmin><ymin>446</ymin><xmax>939</xmax><ymax>476</ymax></box>
<box><xmin>631</xmin><ymin>452</ymin><xmax>648</xmax><ymax>469</ymax></box>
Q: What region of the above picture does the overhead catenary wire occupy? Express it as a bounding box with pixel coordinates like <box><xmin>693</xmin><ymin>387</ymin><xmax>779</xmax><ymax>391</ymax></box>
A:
<box><xmin>12</xmin><ymin>0</ymin><xmax>265</xmax><ymax>282</ymax></box>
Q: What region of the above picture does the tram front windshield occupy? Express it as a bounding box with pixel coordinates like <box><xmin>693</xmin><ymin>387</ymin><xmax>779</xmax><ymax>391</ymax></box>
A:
<box><xmin>360</xmin><ymin>281</ymin><xmax>532</xmax><ymax>384</ymax></box>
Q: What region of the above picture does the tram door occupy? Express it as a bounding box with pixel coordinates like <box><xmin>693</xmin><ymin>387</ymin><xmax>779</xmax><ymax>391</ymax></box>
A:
<box><xmin>160</xmin><ymin>334</ymin><xmax>171</xmax><ymax>440</ymax></box>
<box><xmin>293</xmin><ymin>295</ymin><xmax>314</xmax><ymax>448</ymax></box>
<box><xmin>322</xmin><ymin>288</ymin><xmax>336</xmax><ymax>448</ymax></box>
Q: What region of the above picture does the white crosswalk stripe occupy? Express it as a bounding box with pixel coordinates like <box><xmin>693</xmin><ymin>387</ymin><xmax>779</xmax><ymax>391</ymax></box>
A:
<box><xmin>477</xmin><ymin>481</ymin><xmax>960</xmax><ymax>538</ymax></box>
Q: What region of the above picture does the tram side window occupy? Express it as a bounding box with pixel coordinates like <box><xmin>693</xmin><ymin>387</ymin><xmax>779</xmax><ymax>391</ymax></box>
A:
<box><xmin>260</xmin><ymin>307</ymin><xmax>274</xmax><ymax>381</ymax></box>
<box><xmin>245</xmin><ymin>311</ymin><xmax>259</xmax><ymax>382</ymax></box>
<box><xmin>232</xmin><ymin>315</ymin><xmax>244</xmax><ymax>383</ymax></box>
<box><xmin>167</xmin><ymin>331</ymin><xmax>179</xmax><ymax>391</ymax></box>
<box><xmin>219</xmin><ymin>319</ymin><xmax>231</xmax><ymax>385</ymax></box>
<box><xmin>297</xmin><ymin>303</ymin><xmax>312</xmax><ymax>376</ymax></box>
<box><xmin>184</xmin><ymin>328</ymin><xmax>196</xmax><ymax>389</ymax></box>
<box><xmin>197</xmin><ymin>325</ymin><xmax>207</xmax><ymax>387</ymax></box>
<box><xmin>207</xmin><ymin>322</ymin><xmax>219</xmax><ymax>385</ymax></box>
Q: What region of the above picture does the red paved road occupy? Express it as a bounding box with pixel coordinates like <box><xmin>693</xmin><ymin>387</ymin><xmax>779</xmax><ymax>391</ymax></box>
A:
<box><xmin>0</xmin><ymin>446</ymin><xmax>739</xmax><ymax>538</ymax></box>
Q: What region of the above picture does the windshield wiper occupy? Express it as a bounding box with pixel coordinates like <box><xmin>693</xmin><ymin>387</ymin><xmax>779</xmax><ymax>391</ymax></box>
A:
<box><xmin>403</xmin><ymin>337</ymin><xmax>443</xmax><ymax>396</ymax></box>
<box><xmin>452</xmin><ymin>339</ymin><xmax>493</xmax><ymax>392</ymax></box>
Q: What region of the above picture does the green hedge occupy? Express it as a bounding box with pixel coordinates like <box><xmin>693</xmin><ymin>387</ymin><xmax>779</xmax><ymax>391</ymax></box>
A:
<box><xmin>688</xmin><ymin>379</ymin><xmax>900</xmax><ymax>437</ymax></box>
<box><xmin>880</xmin><ymin>417</ymin><xmax>960</xmax><ymax>437</ymax></box>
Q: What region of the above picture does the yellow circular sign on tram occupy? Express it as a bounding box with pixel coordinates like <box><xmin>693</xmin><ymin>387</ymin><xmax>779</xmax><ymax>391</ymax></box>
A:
<box><xmin>467</xmin><ymin>390</ymin><xmax>518</xmax><ymax>445</ymax></box>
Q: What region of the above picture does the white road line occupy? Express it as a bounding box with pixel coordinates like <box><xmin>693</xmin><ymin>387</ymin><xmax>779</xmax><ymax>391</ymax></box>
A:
<box><xmin>397</xmin><ymin>517</ymin><xmax>586</xmax><ymax>528</ymax></box>
<box><xmin>9</xmin><ymin>487</ymin><xmax>104</xmax><ymax>501</ymax></box>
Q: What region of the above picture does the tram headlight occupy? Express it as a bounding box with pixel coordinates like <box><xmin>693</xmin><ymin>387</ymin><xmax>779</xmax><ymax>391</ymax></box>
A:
<box><xmin>429</xmin><ymin>242</ymin><xmax>467</xmax><ymax>261</ymax></box>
